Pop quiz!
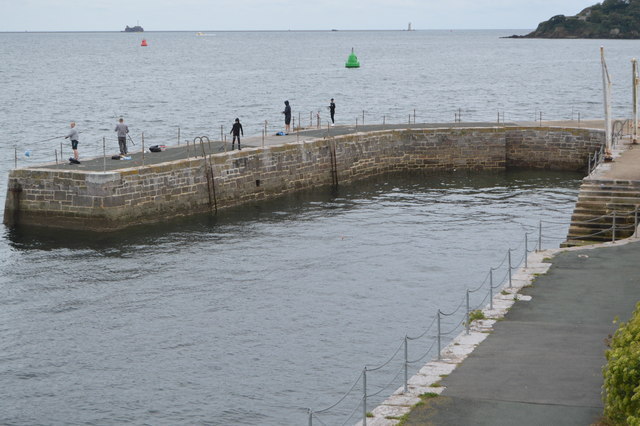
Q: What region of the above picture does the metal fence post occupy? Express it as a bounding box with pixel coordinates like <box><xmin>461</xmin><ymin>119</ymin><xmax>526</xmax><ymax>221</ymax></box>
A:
<box><xmin>308</xmin><ymin>409</ymin><xmax>313</xmax><ymax>426</ymax></box>
<box><xmin>362</xmin><ymin>110</ymin><xmax>365</xmax><ymax>125</ymax></box>
<box><xmin>465</xmin><ymin>290</ymin><xmax>470</xmax><ymax>334</ymax></box>
<box><xmin>363</xmin><ymin>367</ymin><xmax>368</xmax><ymax>426</ymax></box>
<box><xmin>489</xmin><ymin>268</ymin><xmax>494</xmax><ymax>310</ymax></box>
<box><xmin>635</xmin><ymin>206</ymin><xmax>638</xmax><ymax>235</ymax></box>
<box><xmin>383</xmin><ymin>115</ymin><xmax>386</xmax><ymax>125</ymax></box>
<box><xmin>437</xmin><ymin>311</ymin><xmax>441</xmax><ymax>361</ymax></box>
<box><xmin>404</xmin><ymin>335</ymin><xmax>408</xmax><ymax>393</ymax></box>
<box><xmin>141</xmin><ymin>132</ymin><xmax>145</xmax><ymax>166</ymax></box>
<box><xmin>103</xmin><ymin>137</ymin><xmax>106</xmax><ymax>171</ymax></box>
<box><xmin>178</xmin><ymin>127</ymin><xmax>181</xmax><ymax>145</ymax></box>
<box><xmin>508</xmin><ymin>249</ymin><xmax>512</xmax><ymax>288</ymax></box>
<box><xmin>355</xmin><ymin>117</ymin><xmax>358</xmax><ymax>132</ymax></box>
<box><xmin>612</xmin><ymin>211</ymin><xmax>617</xmax><ymax>242</ymax></box>
<box><xmin>413</xmin><ymin>109</ymin><xmax>416</xmax><ymax>123</ymax></box>
<box><xmin>588</xmin><ymin>153</ymin><xmax>592</xmax><ymax>175</ymax></box>
<box><xmin>14</xmin><ymin>147</ymin><xmax>17</xmax><ymax>169</ymax></box>
<box><xmin>538</xmin><ymin>221</ymin><xmax>542</xmax><ymax>251</ymax></box>
<box><xmin>525</xmin><ymin>233</ymin><xmax>528</xmax><ymax>268</ymax></box>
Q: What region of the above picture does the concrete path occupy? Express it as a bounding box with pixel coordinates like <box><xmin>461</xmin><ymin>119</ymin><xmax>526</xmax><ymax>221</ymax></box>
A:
<box><xmin>403</xmin><ymin>240</ymin><xmax>640</xmax><ymax>425</ymax></box>
<box><xmin>590</xmin><ymin>139</ymin><xmax>640</xmax><ymax>181</ymax></box>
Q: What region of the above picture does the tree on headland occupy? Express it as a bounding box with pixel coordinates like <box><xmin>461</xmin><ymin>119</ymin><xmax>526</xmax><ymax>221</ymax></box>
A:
<box><xmin>513</xmin><ymin>0</ymin><xmax>640</xmax><ymax>39</ymax></box>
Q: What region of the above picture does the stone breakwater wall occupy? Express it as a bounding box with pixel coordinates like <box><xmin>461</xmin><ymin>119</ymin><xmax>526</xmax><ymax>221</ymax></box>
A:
<box><xmin>3</xmin><ymin>127</ymin><xmax>604</xmax><ymax>231</ymax></box>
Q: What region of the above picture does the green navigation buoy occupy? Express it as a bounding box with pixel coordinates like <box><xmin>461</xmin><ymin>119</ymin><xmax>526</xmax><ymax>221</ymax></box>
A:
<box><xmin>345</xmin><ymin>48</ymin><xmax>360</xmax><ymax>68</ymax></box>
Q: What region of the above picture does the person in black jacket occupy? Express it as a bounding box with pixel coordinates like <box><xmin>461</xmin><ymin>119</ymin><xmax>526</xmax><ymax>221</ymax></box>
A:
<box><xmin>230</xmin><ymin>118</ymin><xmax>244</xmax><ymax>150</ymax></box>
<box><xmin>329</xmin><ymin>98</ymin><xmax>336</xmax><ymax>125</ymax></box>
<box><xmin>282</xmin><ymin>100</ymin><xmax>291</xmax><ymax>133</ymax></box>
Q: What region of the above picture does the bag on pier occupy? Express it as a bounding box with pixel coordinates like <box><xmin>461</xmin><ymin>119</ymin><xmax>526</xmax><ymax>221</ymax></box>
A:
<box><xmin>149</xmin><ymin>145</ymin><xmax>166</xmax><ymax>153</ymax></box>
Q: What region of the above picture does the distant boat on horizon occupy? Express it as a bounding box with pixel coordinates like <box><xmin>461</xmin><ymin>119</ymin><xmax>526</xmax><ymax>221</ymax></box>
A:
<box><xmin>124</xmin><ymin>25</ymin><xmax>144</xmax><ymax>33</ymax></box>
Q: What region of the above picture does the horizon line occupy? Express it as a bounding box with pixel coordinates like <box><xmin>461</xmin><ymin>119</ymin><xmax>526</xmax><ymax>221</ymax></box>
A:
<box><xmin>0</xmin><ymin>28</ymin><xmax>531</xmax><ymax>34</ymax></box>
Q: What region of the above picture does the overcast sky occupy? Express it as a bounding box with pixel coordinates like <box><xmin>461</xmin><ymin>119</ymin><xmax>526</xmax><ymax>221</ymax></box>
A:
<box><xmin>1</xmin><ymin>0</ymin><xmax>595</xmax><ymax>32</ymax></box>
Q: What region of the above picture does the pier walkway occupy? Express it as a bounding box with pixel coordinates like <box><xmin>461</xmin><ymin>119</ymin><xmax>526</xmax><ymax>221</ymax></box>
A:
<box><xmin>31</xmin><ymin>122</ymin><xmax>519</xmax><ymax>172</ymax></box>
<box><xmin>399</xmin><ymin>129</ymin><xmax>640</xmax><ymax>426</ymax></box>
<box><xmin>402</xmin><ymin>239</ymin><xmax>640</xmax><ymax>426</ymax></box>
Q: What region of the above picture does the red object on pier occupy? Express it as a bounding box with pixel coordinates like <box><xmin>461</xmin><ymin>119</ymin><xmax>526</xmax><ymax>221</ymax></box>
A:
<box><xmin>141</xmin><ymin>39</ymin><xmax>148</xmax><ymax>47</ymax></box>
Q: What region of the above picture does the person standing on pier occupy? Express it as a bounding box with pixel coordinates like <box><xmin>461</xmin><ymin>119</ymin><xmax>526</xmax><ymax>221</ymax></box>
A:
<box><xmin>114</xmin><ymin>117</ymin><xmax>129</xmax><ymax>156</ymax></box>
<box><xmin>230</xmin><ymin>118</ymin><xmax>244</xmax><ymax>150</ymax></box>
<box><xmin>282</xmin><ymin>100</ymin><xmax>292</xmax><ymax>133</ymax></box>
<box><xmin>64</xmin><ymin>121</ymin><xmax>80</xmax><ymax>163</ymax></box>
<box><xmin>329</xmin><ymin>98</ymin><xmax>336</xmax><ymax>126</ymax></box>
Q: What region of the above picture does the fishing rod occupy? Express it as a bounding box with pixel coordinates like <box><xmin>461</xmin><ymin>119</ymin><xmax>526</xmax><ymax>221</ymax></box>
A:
<box><xmin>36</xmin><ymin>135</ymin><xmax>67</xmax><ymax>143</ymax></box>
<box><xmin>35</xmin><ymin>130</ymin><xmax>85</xmax><ymax>144</ymax></box>
<box><xmin>127</xmin><ymin>133</ymin><xmax>136</xmax><ymax>146</ymax></box>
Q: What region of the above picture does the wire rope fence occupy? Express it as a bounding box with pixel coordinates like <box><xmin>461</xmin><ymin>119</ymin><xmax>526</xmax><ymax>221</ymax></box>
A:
<box><xmin>306</xmin><ymin>213</ymin><xmax>638</xmax><ymax>426</ymax></box>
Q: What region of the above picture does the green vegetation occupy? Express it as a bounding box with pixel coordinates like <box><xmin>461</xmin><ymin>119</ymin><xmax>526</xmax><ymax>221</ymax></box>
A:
<box><xmin>603</xmin><ymin>303</ymin><xmax>640</xmax><ymax>425</ymax></box>
<box><xmin>468</xmin><ymin>309</ymin><xmax>486</xmax><ymax>323</ymax></box>
<box><xmin>420</xmin><ymin>392</ymin><xmax>440</xmax><ymax>398</ymax></box>
<box><xmin>513</xmin><ymin>0</ymin><xmax>640</xmax><ymax>39</ymax></box>
<box><xmin>366</xmin><ymin>411</ymin><xmax>374</xmax><ymax>418</ymax></box>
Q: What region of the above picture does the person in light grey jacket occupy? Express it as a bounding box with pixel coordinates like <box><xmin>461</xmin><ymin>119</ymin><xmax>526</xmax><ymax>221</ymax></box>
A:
<box><xmin>64</xmin><ymin>121</ymin><xmax>80</xmax><ymax>162</ymax></box>
<box><xmin>115</xmin><ymin>117</ymin><xmax>129</xmax><ymax>155</ymax></box>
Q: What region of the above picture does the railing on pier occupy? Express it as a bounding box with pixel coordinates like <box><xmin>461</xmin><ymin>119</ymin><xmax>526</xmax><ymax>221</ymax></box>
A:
<box><xmin>15</xmin><ymin>106</ymin><xmax>615</xmax><ymax>170</ymax></box>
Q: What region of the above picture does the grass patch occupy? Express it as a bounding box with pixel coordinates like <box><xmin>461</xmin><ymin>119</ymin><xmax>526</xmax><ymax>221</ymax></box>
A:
<box><xmin>429</xmin><ymin>382</ymin><xmax>442</xmax><ymax>387</ymax></box>
<box><xmin>468</xmin><ymin>309</ymin><xmax>485</xmax><ymax>322</ymax></box>
<box><xmin>420</xmin><ymin>392</ymin><xmax>440</xmax><ymax>399</ymax></box>
<box><xmin>366</xmin><ymin>411</ymin><xmax>374</xmax><ymax>417</ymax></box>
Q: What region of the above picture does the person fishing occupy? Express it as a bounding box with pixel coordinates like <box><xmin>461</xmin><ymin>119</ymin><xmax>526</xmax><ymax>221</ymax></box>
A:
<box><xmin>64</xmin><ymin>121</ymin><xmax>80</xmax><ymax>163</ymax></box>
<box><xmin>114</xmin><ymin>117</ymin><xmax>129</xmax><ymax>155</ymax></box>
<box><xmin>230</xmin><ymin>118</ymin><xmax>244</xmax><ymax>150</ymax></box>
<box><xmin>282</xmin><ymin>100</ymin><xmax>291</xmax><ymax>133</ymax></box>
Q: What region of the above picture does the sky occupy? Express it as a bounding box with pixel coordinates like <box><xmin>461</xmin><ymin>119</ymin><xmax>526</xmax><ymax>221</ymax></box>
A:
<box><xmin>1</xmin><ymin>0</ymin><xmax>596</xmax><ymax>32</ymax></box>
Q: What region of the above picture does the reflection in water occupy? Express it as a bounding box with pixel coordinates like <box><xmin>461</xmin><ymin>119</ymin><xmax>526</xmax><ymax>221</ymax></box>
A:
<box><xmin>0</xmin><ymin>170</ymin><xmax>581</xmax><ymax>425</ymax></box>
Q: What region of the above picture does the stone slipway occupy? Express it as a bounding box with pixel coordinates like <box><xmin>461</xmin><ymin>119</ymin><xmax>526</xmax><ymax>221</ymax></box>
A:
<box><xmin>360</xmin><ymin>237</ymin><xmax>640</xmax><ymax>426</ymax></box>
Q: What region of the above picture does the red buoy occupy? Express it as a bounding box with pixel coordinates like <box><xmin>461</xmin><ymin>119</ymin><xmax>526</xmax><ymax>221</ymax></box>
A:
<box><xmin>141</xmin><ymin>39</ymin><xmax>148</xmax><ymax>47</ymax></box>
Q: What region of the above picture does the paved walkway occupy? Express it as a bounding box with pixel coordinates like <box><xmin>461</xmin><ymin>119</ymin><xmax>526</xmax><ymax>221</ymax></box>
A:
<box><xmin>402</xmin><ymin>235</ymin><xmax>640</xmax><ymax>426</ymax></box>
<box><xmin>30</xmin><ymin>122</ymin><xmax>513</xmax><ymax>172</ymax></box>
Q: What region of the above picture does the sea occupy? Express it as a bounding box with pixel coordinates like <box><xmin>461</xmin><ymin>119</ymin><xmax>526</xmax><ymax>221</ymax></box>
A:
<box><xmin>0</xmin><ymin>30</ymin><xmax>638</xmax><ymax>425</ymax></box>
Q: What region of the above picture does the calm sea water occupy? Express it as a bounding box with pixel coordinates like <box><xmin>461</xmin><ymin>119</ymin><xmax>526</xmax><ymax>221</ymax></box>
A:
<box><xmin>0</xmin><ymin>30</ymin><xmax>635</xmax><ymax>425</ymax></box>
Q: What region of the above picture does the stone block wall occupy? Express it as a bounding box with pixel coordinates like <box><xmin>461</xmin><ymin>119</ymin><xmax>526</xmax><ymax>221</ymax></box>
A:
<box><xmin>3</xmin><ymin>127</ymin><xmax>604</xmax><ymax>231</ymax></box>
<box><xmin>506</xmin><ymin>127</ymin><xmax>603</xmax><ymax>170</ymax></box>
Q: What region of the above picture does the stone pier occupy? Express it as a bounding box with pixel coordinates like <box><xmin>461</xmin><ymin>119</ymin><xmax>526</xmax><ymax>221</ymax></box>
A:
<box><xmin>3</xmin><ymin>124</ymin><xmax>604</xmax><ymax>231</ymax></box>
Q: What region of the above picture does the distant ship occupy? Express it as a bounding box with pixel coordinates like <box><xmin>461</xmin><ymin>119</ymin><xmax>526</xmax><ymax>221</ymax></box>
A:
<box><xmin>124</xmin><ymin>25</ymin><xmax>144</xmax><ymax>32</ymax></box>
